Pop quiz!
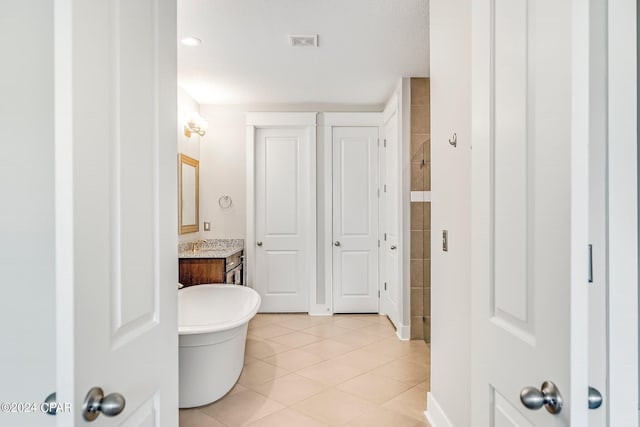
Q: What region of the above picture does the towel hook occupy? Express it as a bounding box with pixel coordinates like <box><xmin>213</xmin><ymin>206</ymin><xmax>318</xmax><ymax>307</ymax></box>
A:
<box><xmin>449</xmin><ymin>132</ymin><xmax>457</xmax><ymax>147</ymax></box>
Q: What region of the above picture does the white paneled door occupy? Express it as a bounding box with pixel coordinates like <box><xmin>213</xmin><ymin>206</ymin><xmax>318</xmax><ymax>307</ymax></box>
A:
<box><xmin>253</xmin><ymin>125</ymin><xmax>313</xmax><ymax>312</ymax></box>
<box><xmin>332</xmin><ymin>127</ymin><xmax>379</xmax><ymax>313</ymax></box>
<box><xmin>380</xmin><ymin>100</ymin><xmax>401</xmax><ymax>327</ymax></box>
<box><xmin>55</xmin><ymin>0</ymin><xmax>178</xmax><ymax>424</ymax></box>
<box><xmin>471</xmin><ymin>0</ymin><xmax>588</xmax><ymax>425</ymax></box>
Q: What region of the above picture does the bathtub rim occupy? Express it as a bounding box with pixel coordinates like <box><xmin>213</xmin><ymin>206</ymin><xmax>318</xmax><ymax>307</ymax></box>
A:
<box><xmin>178</xmin><ymin>284</ymin><xmax>261</xmax><ymax>336</ymax></box>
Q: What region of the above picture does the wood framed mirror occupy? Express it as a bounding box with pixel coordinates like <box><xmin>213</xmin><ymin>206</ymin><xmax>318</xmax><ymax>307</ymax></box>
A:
<box><xmin>179</xmin><ymin>153</ymin><xmax>199</xmax><ymax>234</ymax></box>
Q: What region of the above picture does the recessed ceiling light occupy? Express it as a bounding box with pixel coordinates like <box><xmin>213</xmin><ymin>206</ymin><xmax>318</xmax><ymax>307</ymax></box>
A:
<box><xmin>181</xmin><ymin>36</ymin><xmax>202</xmax><ymax>47</ymax></box>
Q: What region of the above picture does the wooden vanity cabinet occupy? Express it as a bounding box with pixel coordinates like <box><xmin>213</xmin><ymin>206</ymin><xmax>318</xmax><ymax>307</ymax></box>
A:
<box><xmin>179</xmin><ymin>250</ymin><xmax>244</xmax><ymax>286</ymax></box>
<box><xmin>179</xmin><ymin>258</ymin><xmax>225</xmax><ymax>285</ymax></box>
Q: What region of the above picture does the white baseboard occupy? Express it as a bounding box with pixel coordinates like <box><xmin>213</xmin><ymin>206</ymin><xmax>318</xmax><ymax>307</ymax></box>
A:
<box><xmin>426</xmin><ymin>392</ymin><xmax>454</xmax><ymax>427</ymax></box>
<box><xmin>308</xmin><ymin>307</ymin><xmax>332</xmax><ymax>316</ymax></box>
<box><xmin>396</xmin><ymin>323</ymin><xmax>410</xmax><ymax>340</ymax></box>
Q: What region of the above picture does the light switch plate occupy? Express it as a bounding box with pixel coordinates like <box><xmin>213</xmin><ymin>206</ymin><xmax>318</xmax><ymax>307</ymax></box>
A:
<box><xmin>442</xmin><ymin>230</ymin><xmax>449</xmax><ymax>252</ymax></box>
<box><xmin>204</xmin><ymin>221</ymin><xmax>211</xmax><ymax>231</ymax></box>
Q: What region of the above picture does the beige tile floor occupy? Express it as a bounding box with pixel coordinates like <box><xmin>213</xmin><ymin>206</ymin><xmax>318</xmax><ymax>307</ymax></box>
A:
<box><xmin>180</xmin><ymin>314</ymin><xmax>431</xmax><ymax>427</ymax></box>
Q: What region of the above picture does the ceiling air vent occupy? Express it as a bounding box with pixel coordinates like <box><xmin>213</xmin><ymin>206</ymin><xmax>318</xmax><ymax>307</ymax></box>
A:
<box><xmin>288</xmin><ymin>35</ymin><xmax>319</xmax><ymax>47</ymax></box>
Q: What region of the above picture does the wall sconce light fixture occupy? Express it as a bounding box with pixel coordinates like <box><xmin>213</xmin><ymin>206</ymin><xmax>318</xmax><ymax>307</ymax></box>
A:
<box><xmin>184</xmin><ymin>113</ymin><xmax>208</xmax><ymax>138</ymax></box>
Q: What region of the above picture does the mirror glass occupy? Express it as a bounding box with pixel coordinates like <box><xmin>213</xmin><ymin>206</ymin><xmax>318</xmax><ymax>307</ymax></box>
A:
<box><xmin>179</xmin><ymin>154</ymin><xmax>199</xmax><ymax>234</ymax></box>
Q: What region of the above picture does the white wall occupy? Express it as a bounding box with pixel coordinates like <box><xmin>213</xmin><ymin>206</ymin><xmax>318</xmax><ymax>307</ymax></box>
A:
<box><xmin>177</xmin><ymin>87</ymin><xmax>202</xmax><ymax>242</ymax></box>
<box><xmin>427</xmin><ymin>0</ymin><xmax>472</xmax><ymax>425</ymax></box>
<box><xmin>198</xmin><ymin>106</ymin><xmax>247</xmax><ymax>239</ymax></box>
<box><xmin>0</xmin><ymin>2</ymin><xmax>56</xmax><ymax>426</ymax></box>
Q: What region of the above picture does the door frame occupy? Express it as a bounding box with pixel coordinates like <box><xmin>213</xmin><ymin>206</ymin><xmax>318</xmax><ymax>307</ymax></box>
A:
<box><xmin>322</xmin><ymin>113</ymin><xmax>384</xmax><ymax>314</ymax></box>
<box><xmin>607</xmin><ymin>0</ymin><xmax>638</xmax><ymax>423</ymax></box>
<box><xmin>246</xmin><ymin>112</ymin><xmax>318</xmax><ymax>313</ymax></box>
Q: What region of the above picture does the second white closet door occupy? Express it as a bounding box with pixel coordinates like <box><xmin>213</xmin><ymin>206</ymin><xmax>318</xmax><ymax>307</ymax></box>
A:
<box><xmin>332</xmin><ymin>126</ymin><xmax>379</xmax><ymax>313</ymax></box>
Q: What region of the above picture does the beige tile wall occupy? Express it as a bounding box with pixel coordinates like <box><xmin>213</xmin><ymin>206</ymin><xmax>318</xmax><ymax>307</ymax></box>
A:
<box><xmin>409</xmin><ymin>78</ymin><xmax>430</xmax><ymax>341</ymax></box>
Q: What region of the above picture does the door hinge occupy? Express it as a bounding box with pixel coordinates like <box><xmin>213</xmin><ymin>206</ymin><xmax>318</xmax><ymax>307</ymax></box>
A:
<box><xmin>384</xmin><ymin>184</ymin><xmax>387</xmax><ymax>193</ymax></box>
<box><xmin>384</xmin><ymin>282</ymin><xmax>387</xmax><ymax>290</ymax></box>
<box><xmin>378</xmin><ymin>290</ymin><xmax>380</xmax><ymax>298</ymax></box>
<box><xmin>377</xmin><ymin>189</ymin><xmax>380</xmax><ymax>198</ymax></box>
<box><xmin>384</xmin><ymin>139</ymin><xmax>387</xmax><ymax>148</ymax></box>
<box><xmin>588</xmin><ymin>244</ymin><xmax>593</xmax><ymax>283</ymax></box>
<box><xmin>377</xmin><ymin>240</ymin><xmax>380</xmax><ymax>247</ymax></box>
<box><xmin>384</xmin><ymin>233</ymin><xmax>387</xmax><ymax>241</ymax></box>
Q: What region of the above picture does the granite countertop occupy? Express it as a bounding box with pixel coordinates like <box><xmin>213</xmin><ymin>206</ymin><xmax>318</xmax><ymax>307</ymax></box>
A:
<box><xmin>179</xmin><ymin>238</ymin><xmax>244</xmax><ymax>259</ymax></box>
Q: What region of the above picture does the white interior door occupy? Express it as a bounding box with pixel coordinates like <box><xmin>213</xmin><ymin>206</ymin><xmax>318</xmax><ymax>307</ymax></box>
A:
<box><xmin>471</xmin><ymin>0</ymin><xmax>588</xmax><ymax>425</ymax></box>
<box><xmin>254</xmin><ymin>127</ymin><xmax>311</xmax><ymax>312</ymax></box>
<box><xmin>380</xmin><ymin>104</ymin><xmax>401</xmax><ymax>327</ymax></box>
<box><xmin>332</xmin><ymin>127</ymin><xmax>379</xmax><ymax>313</ymax></box>
<box><xmin>55</xmin><ymin>0</ymin><xmax>178</xmax><ymax>424</ymax></box>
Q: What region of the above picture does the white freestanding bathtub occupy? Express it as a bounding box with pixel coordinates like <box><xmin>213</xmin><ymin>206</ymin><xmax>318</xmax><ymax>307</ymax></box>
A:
<box><xmin>178</xmin><ymin>284</ymin><xmax>261</xmax><ymax>408</ymax></box>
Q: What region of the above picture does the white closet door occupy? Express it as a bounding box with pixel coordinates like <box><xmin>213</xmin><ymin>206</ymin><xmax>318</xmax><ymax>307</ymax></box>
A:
<box><xmin>332</xmin><ymin>126</ymin><xmax>379</xmax><ymax>313</ymax></box>
<box><xmin>254</xmin><ymin>127</ymin><xmax>310</xmax><ymax>312</ymax></box>
<box><xmin>380</xmin><ymin>108</ymin><xmax>400</xmax><ymax>326</ymax></box>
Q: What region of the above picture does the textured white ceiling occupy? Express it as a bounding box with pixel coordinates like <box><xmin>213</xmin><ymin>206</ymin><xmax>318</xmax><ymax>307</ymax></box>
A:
<box><xmin>178</xmin><ymin>0</ymin><xmax>429</xmax><ymax>106</ymax></box>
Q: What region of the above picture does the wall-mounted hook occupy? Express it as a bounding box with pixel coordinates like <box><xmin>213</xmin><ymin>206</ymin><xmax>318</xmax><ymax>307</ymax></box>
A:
<box><xmin>449</xmin><ymin>132</ymin><xmax>457</xmax><ymax>147</ymax></box>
